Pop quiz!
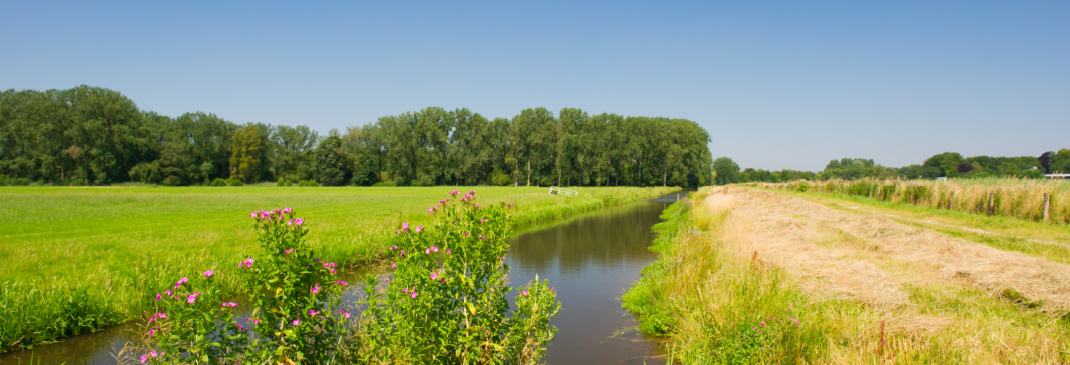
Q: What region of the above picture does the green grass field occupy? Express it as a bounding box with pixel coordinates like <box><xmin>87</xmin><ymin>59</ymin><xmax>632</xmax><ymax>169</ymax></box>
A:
<box><xmin>0</xmin><ymin>185</ymin><xmax>673</xmax><ymax>353</ymax></box>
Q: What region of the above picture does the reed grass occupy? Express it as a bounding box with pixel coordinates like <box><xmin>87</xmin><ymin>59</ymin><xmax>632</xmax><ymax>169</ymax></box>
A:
<box><xmin>0</xmin><ymin>185</ymin><xmax>673</xmax><ymax>353</ymax></box>
<box><xmin>623</xmin><ymin>188</ymin><xmax>1070</xmax><ymax>364</ymax></box>
<box><xmin>754</xmin><ymin>178</ymin><xmax>1070</xmax><ymax>224</ymax></box>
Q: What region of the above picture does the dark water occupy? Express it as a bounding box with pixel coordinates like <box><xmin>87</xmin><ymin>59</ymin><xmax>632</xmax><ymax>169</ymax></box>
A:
<box><xmin>0</xmin><ymin>192</ymin><xmax>683</xmax><ymax>364</ymax></box>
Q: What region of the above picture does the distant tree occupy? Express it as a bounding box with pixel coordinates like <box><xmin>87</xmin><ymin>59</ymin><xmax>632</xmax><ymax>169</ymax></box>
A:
<box><xmin>313</xmin><ymin>130</ymin><xmax>351</xmax><ymax>186</ymax></box>
<box><xmin>713</xmin><ymin>157</ymin><xmax>740</xmax><ymax>185</ymax></box>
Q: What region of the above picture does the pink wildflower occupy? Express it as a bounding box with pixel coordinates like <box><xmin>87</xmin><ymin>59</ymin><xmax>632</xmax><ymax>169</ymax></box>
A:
<box><xmin>450</xmin><ymin>190</ymin><xmax>459</xmax><ymax>195</ymax></box>
<box><xmin>308</xmin><ymin>309</ymin><xmax>318</xmax><ymax>316</ymax></box>
<box><xmin>522</xmin><ymin>290</ymin><xmax>529</xmax><ymax>296</ymax></box>
<box><xmin>342</xmin><ymin>311</ymin><xmax>351</xmax><ymax>319</ymax></box>
<box><xmin>282</xmin><ymin>207</ymin><xmax>292</xmax><ymax>214</ymax></box>
<box><xmin>469</xmin><ymin>190</ymin><xmax>476</xmax><ymax>195</ymax></box>
<box><xmin>140</xmin><ymin>355</ymin><xmax>148</xmax><ymax>363</ymax></box>
<box><xmin>260</xmin><ymin>211</ymin><xmax>270</xmax><ymax>219</ymax></box>
<box><xmin>221</xmin><ymin>302</ymin><xmax>238</xmax><ymax>308</ymax></box>
<box><xmin>187</xmin><ymin>294</ymin><xmax>198</xmax><ymax>304</ymax></box>
<box><xmin>294</xmin><ymin>218</ymin><xmax>304</xmax><ymax>226</ymax></box>
<box><xmin>391</xmin><ymin>262</ymin><xmax>396</xmax><ymax>269</ymax></box>
<box><xmin>446</xmin><ymin>249</ymin><xmax>451</xmax><ymax>254</ymax></box>
<box><xmin>311</xmin><ymin>283</ymin><xmax>321</xmax><ymax>294</ymax></box>
<box><xmin>174</xmin><ymin>277</ymin><xmax>188</xmax><ymax>289</ymax></box>
<box><xmin>249</xmin><ymin>212</ymin><xmax>256</xmax><ymax>218</ymax></box>
<box><xmin>430</xmin><ymin>272</ymin><xmax>438</xmax><ymax>280</ymax></box>
<box><xmin>440</xmin><ymin>279</ymin><xmax>446</xmax><ymax>284</ymax></box>
<box><xmin>240</xmin><ymin>257</ymin><xmax>254</xmax><ymax>269</ymax></box>
<box><xmin>287</xmin><ymin>219</ymin><xmax>293</xmax><ymax>226</ymax></box>
<box><xmin>402</xmin><ymin>222</ymin><xmax>409</xmax><ymax>231</ymax></box>
<box><xmin>155</xmin><ymin>293</ymin><xmax>161</xmax><ymax>301</ymax></box>
<box><xmin>415</xmin><ymin>225</ymin><xmax>423</xmax><ymax>233</ymax></box>
<box><xmin>164</xmin><ymin>289</ymin><xmax>172</xmax><ymax>297</ymax></box>
<box><xmin>336</xmin><ymin>280</ymin><xmax>348</xmax><ymax>286</ymax></box>
<box><xmin>284</xmin><ymin>248</ymin><xmax>295</xmax><ymax>255</ymax></box>
<box><xmin>292</xmin><ymin>319</ymin><xmax>300</xmax><ymax>326</ymax></box>
<box><xmin>250</xmin><ymin>318</ymin><xmax>261</xmax><ymax>325</ymax></box>
<box><xmin>430</xmin><ymin>246</ymin><xmax>439</xmax><ymax>253</ymax></box>
<box><xmin>410</xmin><ymin>291</ymin><xmax>418</xmax><ymax>299</ymax></box>
<box><xmin>424</xmin><ymin>248</ymin><xmax>430</xmax><ymax>254</ymax></box>
<box><xmin>203</xmin><ymin>270</ymin><xmax>214</xmax><ymax>277</ymax></box>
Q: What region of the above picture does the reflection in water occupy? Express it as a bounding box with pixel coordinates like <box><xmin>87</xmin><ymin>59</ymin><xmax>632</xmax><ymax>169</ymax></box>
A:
<box><xmin>509</xmin><ymin>199</ymin><xmax>671</xmax><ymax>365</ymax></box>
<box><xmin>0</xmin><ymin>193</ymin><xmax>681</xmax><ymax>365</ymax></box>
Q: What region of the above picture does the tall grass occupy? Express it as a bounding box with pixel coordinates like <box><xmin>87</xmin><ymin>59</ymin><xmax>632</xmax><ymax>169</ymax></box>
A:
<box><xmin>623</xmin><ymin>189</ymin><xmax>1070</xmax><ymax>363</ymax></box>
<box><xmin>0</xmin><ymin>186</ymin><xmax>673</xmax><ymax>353</ymax></box>
<box><xmin>756</xmin><ymin>178</ymin><xmax>1070</xmax><ymax>224</ymax></box>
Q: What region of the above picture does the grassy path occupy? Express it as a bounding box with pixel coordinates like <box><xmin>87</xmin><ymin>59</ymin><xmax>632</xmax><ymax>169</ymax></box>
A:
<box><xmin>0</xmin><ymin>186</ymin><xmax>674</xmax><ymax>353</ymax></box>
<box><xmin>624</xmin><ymin>187</ymin><xmax>1070</xmax><ymax>364</ymax></box>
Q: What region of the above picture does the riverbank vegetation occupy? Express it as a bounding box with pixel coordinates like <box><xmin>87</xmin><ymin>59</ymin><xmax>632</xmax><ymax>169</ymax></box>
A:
<box><xmin>0</xmin><ymin>86</ymin><xmax>711</xmax><ymax>188</ymax></box>
<box><xmin>624</xmin><ymin>188</ymin><xmax>1070</xmax><ymax>363</ymax></box>
<box><xmin>0</xmin><ymin>186</ymin><xmax>672</xmax><ymax>354</ymax></box>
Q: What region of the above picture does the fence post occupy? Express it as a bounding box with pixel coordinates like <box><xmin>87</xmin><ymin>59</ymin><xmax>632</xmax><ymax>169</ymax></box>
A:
<box><xmin>948</xmin><ymin>192</ymin><xmax>954</xmax><ymax>210</ymax></box>
<box><xmin>1044</xmin><ymin>193</ymin><xmax>1051</xmax><ymax>222</ymax></box>
<box><xmin>988</xmin><ymin>192</ymin><xmax>995</xmax><ymax>216</ymax></box>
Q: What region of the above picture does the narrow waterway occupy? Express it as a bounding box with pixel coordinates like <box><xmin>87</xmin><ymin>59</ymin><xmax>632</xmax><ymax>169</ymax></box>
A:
<box><xmin>0</xmin><ymin>192</ymin><xmax>682</xmax><ymax>364</ymax></box>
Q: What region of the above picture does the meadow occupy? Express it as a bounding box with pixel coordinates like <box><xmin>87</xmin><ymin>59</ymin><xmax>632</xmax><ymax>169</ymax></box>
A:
<box><xmin>0</xmin><ymin>185</ymin><xmax>673</xmax><ymax>353</ymax></box>
<box><xmin>624</xmin><ymin>187</ymin><xmax>1070</xmax><ymax>364</ymax></box>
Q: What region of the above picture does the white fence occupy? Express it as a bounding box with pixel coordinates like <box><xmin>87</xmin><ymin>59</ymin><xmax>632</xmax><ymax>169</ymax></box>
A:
<box><xmin>549</xmin><ymin>186</ymin><xmax>578</xmax><ymax>197</ymax></box>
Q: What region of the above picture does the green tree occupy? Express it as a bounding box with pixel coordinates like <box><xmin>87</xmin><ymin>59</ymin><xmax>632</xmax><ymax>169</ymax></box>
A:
<box><xmin>713</xmin><ymin>157</ymin><xmax>740</xmax><ymax>185</ymax></box>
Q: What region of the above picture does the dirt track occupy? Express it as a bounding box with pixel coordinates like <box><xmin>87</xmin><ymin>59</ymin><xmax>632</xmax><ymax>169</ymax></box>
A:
<box><xmin>707</xmin><ymin>187</ymin><xmax>1070</xmax><ymax>313</ymax></box>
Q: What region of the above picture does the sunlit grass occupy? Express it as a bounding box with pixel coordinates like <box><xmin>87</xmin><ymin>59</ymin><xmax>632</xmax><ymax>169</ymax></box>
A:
<box><xmin>0</xmin><ymin>185</ymin><xmax>673</xmax><ymax>353</ymax></box>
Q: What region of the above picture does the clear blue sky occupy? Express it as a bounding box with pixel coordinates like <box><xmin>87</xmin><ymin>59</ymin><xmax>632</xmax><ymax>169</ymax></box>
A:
<box><xmin>2</xmin><ymin>1</ymin><xmax>1067</xmax><ymax>171</ymax></box>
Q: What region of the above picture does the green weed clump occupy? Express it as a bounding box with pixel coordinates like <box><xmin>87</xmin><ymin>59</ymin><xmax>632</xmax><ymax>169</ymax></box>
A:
<box><xmin>0</xmin><ymin>186</ymin><xmax>669</xmax><ymax>353</ymax></box>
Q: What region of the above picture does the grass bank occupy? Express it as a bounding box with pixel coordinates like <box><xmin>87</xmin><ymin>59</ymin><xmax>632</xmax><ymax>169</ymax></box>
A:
<box><xmin>0</xmin><ymin>185</ymin><xmax>673</xmax><ymax>353</ymax></box>
<box><xmin>623</xmin><ymin>188</ymin><xmax>1070</xmax><ymax>364</ymax></box>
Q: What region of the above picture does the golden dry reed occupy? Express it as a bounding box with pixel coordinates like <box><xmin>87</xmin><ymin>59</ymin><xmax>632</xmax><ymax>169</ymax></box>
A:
<box><xmin>754</xmin><ymin>178</ymin><xmax>1070</xmax><ymax>224</ymax></box>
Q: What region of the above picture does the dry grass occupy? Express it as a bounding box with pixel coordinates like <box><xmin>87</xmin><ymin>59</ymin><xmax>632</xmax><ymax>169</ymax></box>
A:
<box><xmin>625</xmin><ymin>187</ymin><xmax>1070</xmax><ymax>364</ymax></box>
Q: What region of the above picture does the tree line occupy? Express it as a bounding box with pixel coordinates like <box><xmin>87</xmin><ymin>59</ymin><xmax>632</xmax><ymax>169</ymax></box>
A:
<box><xmin>712</xmin><ymin>150</ymin><xmax>1070</xmax><ymax>185</ymax></box>
<box><xmin>0</xmin><ymin>86</ymin><xmax>713</xmax><ymax>187</ymax></box>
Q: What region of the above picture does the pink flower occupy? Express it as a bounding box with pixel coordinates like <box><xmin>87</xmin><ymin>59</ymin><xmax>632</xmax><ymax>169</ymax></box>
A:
<box><xmin>402</xmin><ymin>222</ymin><xmax>409</xmax><ymax>231</ymax></box>
<box><xmin>287</xmin><ymin>219</ymin><xmax>293</xmax><ymax>226</ymax></box>
<box><xmin>308</xmin><ymin>309</ymin><xmax>318</xmax><ymax>316</ymax></box>
<box><xmin>415</xmin><ymin>225</ymin><xmax>423</xmax><ymax>233</ymax></box>
<box><xmin>284</xmin><ymin>249</ymin><xmax>295</xmax><ymax>255</ymax></box>
<box><xmin>390</xmin><ymin>245</ymin><xmax>397</xmax><ymax>250</ymax></box>
<box><xmin>187</xmin><ymin>294</ymin><xmax>198</xmax><ymax>304</ymax></box>
<box><xmin>148</xmin><ymin>328</ymin><xmax>156</xmax><ymax>337</ymax></box>
<box><xmin>164</xmin><ymin>289</ymin><xmax>172</xmax><ymax>297</ymax></box>
<box><xmin>424</xmin><ymin>248</ymin><xmax>430</xmax><ymax>254</ymax></box>
<box><xmin>203</xmin><ymin>270</ymin><xmax>214</xmax><ymax>277</ymax></box>
<box><xmin>260</xmin><ymin>211</ymin><xmax>270</xmax><ymax>219</ymax></box>
<box><xmin>430</xmin><ymin>272</ymin><xmax>438</xmax><ymax>280</ymax></box>
<box><xmin>282</xmin><ymin>207</ymin><xmax>292</xmax><ymax>214</ymax></box>
<box><xmin>464</xmin><ymin>232</ymin><xmax>469</xmax><ymax>237</ymax></box>
<box><xmin>140</xmin><ymin>355</ymin><xmax>148</xmax><ymax>363</ymax></box>
<box><xmin>549</xmin><ymin>286</ymin><xmax>556</xmax><ymax>292</ymax></box>
<box><xmin>294</xmin><ymin>218</ymin><xmax>304</xmax><ymax>226</ymax></box>
<box><xmin>430</xmin><ymin>246</ymin><xmax>439</xmax><ymax>253</ymax></box>
<box><xmin>336</xmin><ymin>280</ymin><xmax>348</xmax><ymax>286</ymax></box>
<box><xmin>522</xmin><ymin>290</ymin><xmax>529</xmax><ymax>296</ymax></box>
<box><xmin>428</xmin><ymin>206</ymin><xmax>436</xmax><ymax>213</ymax></box>
<box><xmin>440</xmin><ymin>279</ymin><xmax>446</xmax><ymax>284</ymax></box>
<box><xmin>155</xmin><ymin>293</ymin><xmax>161</xmax><ymax>301</ymax></box>
<box><xmin>240</xmin><ymin>257</ymin><xmax>254</xmax><ymax>269</ymax></box>
<box><xmin>450</xmin><ymin>190</ymin><xmax>459</xmax><ymax>195</ymax></box>
<box><xmin>410</xmin><ymin>291</ymin><xmax>418</xmax><ymax>299</ymax></box>
<box><xmin>292</xmin><ymin>319</ymin><xmax>300</xmax><ymax>326</ymax></box>
<box><xmin>311</xmin><ymin>283</ymin><xmax>321</xmax><ymax>294</ymax></box>
<box><xmin>469</xmin><ymin>190</ymin><xmax>476</xmax><ymax>195</ymax></box>
<box><xmin>174</xmin><ymin>277</ymin><xmax>188</xmax><ymax>289</ymax></box>
<box><xmin>402</xmin><ymin>288</ymin><xmax>409</xmax><ymax>294</ymax></box>
<box><xmin>249</xmin><ymin>318</ymin><xmax>260</xmax><ymax>325</ymax></box>
<box><xmin>446</xmin><ymin>250</ymin><xmax>451</xmax><ymax>254</ymax></box>
<box><xmin>221</xmin><ymin>302</ymin><xmax>238</xmax><ymax>308</ymax></box>
<box><xmin>391</xmin><ymin>262</ymin><xmax>396</xmax><ymax>269</ymax></box>
<box><xmin>249</xmin><ymin>212</ymin><xmax>256</xmax><ymax>218</ymax></box>
<box><xmin>342</xmin><ymin>311</ymin><xmax>351</xmax><ymax>319</ymax></box>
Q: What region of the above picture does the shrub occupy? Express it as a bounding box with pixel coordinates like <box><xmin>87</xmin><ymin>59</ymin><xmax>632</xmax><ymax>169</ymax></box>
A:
<box><xmin>371</xmin><ymin>181</ymin><xmax>396</xmax><ymax>187</ymax></box>
<box><xmin>208</xmin><ymin>178</ymin><xmax>227</xmax><ymax>187</ymax></box>
<box><xmin>491</xmin><ymin>169</ymin><xmax>512</xmax><ymax>186</ymax></box>
<box><xmin>225</xmin><ymin>178</ymin><xmax>243</xmax><ymax>187</ymax></box>
<box><xmin>297</xmin><ymin>179</ymin><xmax>319</xmax><ymax>187</ymax></box>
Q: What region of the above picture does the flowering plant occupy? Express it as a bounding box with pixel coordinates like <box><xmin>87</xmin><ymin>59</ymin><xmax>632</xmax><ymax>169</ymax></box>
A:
<box><xmin>353</xmin><ymin>190</ymin><xmax>560</xmax><ymax>363</ymax></box>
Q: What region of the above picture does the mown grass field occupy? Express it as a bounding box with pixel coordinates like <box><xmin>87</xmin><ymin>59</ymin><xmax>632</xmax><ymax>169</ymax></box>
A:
<box><xmin>625</xmin><ymin>187</ymin><xmax>1070</xmax><ymax>364</ymax></box>
<box><xmin>0</xmin><ymin>185</ymin><xmax>673</xmax><ymax>353</ymax></box>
